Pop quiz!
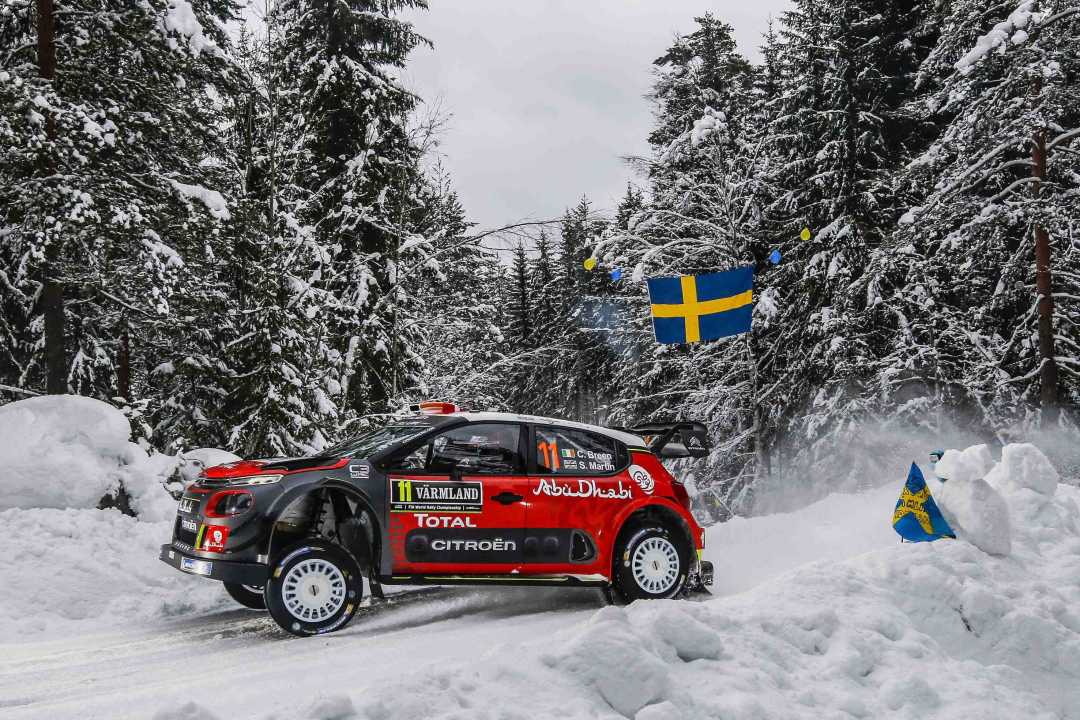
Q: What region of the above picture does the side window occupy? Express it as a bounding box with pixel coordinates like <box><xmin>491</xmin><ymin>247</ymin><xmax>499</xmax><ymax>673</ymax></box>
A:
<box><xmin>387</xmin><ymin>424</ymin><xmax>523</xmax><ymax>475</ymax></box>
<box><xmin>535</xmin><ymin>427</ymin><xmax>625</xmax><ymax>475</ymax></box>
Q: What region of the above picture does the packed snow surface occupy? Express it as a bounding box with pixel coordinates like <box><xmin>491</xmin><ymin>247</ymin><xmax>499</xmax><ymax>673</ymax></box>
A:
<box><xmin>0</xmin><ymin>508</ymin><xmax>229</xmax><ymax>640</ymax></box>
<box><xmin>0</xmin><ymin>440</ymin><xmax>1077</xmax><ymax>719</ymax></box>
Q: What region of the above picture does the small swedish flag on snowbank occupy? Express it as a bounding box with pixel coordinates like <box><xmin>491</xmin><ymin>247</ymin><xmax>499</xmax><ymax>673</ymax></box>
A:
<box><xmin>893</xmin><ymin>463</ymin><xmax>955</xmax><ymax>542</ymax></box>
<box><xmin>646</xmin><ymin>266</ymin><xmax>753</xmax><ymax>344</ymax></box>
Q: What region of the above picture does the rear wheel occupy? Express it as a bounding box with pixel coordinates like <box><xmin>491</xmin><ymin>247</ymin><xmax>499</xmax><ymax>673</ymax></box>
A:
<box><xmin>224</xmin><ymin>582</ymin><xmax>266</xmax><ymax>610</ymax></box>
<box><xmin>264</xmin><ymin>540</ymin><xmax>363</xmax><ymax>636</ymax></box>
<box><xmin>613</xmin><ymin>524</ymin><xmax>690</xmax><ymax>602</ymax></box>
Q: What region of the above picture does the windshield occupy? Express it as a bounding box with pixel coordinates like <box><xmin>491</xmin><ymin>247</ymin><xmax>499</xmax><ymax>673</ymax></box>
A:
<box><xmin>324</xmin><ymin>424</ymin><xmax>431</xmax><ymax>458</ymax></box>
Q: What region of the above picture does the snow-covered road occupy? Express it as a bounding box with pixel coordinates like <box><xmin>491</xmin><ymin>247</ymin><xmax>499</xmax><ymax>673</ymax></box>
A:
<box><xmin>0</xmin><ymin>585</ymin><xmax>605</xmax><ymax>719</ymax></box>
<box><xmin>3</xmin><ymin>466</ymin><xmax>1078</xmax><ymax>720</ymax></box>
<box><xmin>0</xmin><ymin>485</ymin><xmax>900</xmax><ymax>720</ymax></box>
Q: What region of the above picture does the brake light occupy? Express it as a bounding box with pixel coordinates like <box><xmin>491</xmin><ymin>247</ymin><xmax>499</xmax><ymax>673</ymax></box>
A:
<box><xmin>409</xmin><ymin>401</ymin><xmax>460</xmax><ymax>415</ymax></box>
<box><xmin>205</xmin><ymin>490</ymin><xmax>254</xmax><ymax>518</ymax></box>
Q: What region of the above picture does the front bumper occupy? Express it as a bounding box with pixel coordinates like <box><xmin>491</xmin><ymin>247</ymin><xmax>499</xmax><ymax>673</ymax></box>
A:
<box><xmin>159</xmin><ymin>544</ymin><xmax>268</xmax><ymax>586</ymax></box>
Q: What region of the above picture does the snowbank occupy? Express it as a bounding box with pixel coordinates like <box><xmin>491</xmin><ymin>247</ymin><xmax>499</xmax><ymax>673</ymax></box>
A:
<box><xmin>0</xmin><ymin>397</ymin><xmax>243</xmax><ymax>642</ymax></box>
<box><xmin>934</xmin><ymin>444</ymin><xmax>1011</xmax><ymax>556</ymax></box>
<box><xmin>0</xmin><ymin>395</ymin><xmax>181</xmax><ymax>519</ymax></box>
<box><xmin>932</xmin><ymin>442</ymin><xmax>1067</xmax><ymax>557</ymax></box>
<box><xmin>0</xmin><ymin>508</ymin><xmax>229</xmax><ymax>641</ymax></box>
<box><xmin>0</xmin><ymin>395</ymin><xmax>138</xmax><ymax>511</ymax></box>
<box><xmin>343</xmin><ymin>446</ymin><xmax>1080</xmax><ymax>719</ymax></box>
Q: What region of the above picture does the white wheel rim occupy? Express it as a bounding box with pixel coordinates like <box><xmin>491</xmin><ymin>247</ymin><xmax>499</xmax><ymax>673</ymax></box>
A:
<box><xmin>631</xmin><ymin>537</ymin><xmax>680</xmax><ymax>594</ymax></box>
<box><xmin>282</xmin><ymin>558</ymin><xmax>346</xmax><ymax>622</ymax></box>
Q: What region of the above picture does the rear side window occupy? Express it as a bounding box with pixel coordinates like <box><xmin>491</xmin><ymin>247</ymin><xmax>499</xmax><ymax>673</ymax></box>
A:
<box><xmin>534</xmin><ymin>426</ymin><xmax>626</xmax><ymax>475</ymax></box>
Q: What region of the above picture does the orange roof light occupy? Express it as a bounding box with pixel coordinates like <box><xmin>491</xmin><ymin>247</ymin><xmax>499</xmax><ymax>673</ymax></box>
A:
<box><xmin>410</xmin><ymin>401</ymin><xmax>461</xmax><ymax>415</ymax></box>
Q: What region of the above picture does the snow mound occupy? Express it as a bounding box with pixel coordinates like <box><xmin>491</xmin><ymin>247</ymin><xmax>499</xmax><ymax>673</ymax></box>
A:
<box><xmin>152</xmin><ymin>702</ymin><xmax>222</xmax><ymax>720</ymax></box>
<box><xmin>987</xmin><ymin>442</ymin><xmax>1060</xmax><ymax>496</ymax></box>
<box><xmin>344</xmin><ymin>450</ymin><xmax>1080</xmax><ymax>719</ymax></box>
<box><xmin>932</xmin><ymin>443</ymin><xmax>1068</xmax><ymax>557</ymax></box>
<box><xmin>0</xmin><ymin>395</ymin><xmax>135</xmax><ymax>510</ymax></box>
<box><xmin>932</xmin><ymin>444</ymin><xmax>1012</xmax><ymax>556</ymax></box>
<box><xmin>0</xmin><ymin>508</ymin><xmax>229</xmax><ymax>640</ymax></box>
<box><xmin>935</xmin><ymin>443</ymin><xmax>995</xmax><ymax>483</ymax></box>
<box><xmin>0</xmin><ymin>394</ymin><xmax>185</xmax><ymax>519</ymax></box>
<box><xmin>938</xmin><ymin>473</ymin><xmax>1012</xmax><ymax>555</ymax></box>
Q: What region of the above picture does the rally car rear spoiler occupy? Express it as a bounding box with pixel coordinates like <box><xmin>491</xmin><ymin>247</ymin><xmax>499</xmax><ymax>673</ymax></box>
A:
<box><xmin>614</xmin><ymin>421</ymin><xmax>711</xmax><ymax>459</ymax></box>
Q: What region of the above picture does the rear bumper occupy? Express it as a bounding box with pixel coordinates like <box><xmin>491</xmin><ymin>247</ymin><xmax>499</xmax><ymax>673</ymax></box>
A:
<box><xmin>159</xmin><ymin>544</ymin><xmax>268</xmax><ymax>586</ymax></box>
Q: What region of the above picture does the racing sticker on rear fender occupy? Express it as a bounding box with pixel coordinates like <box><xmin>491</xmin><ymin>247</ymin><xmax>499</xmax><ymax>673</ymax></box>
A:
<box><xmin>391</xmin><ymin>479</ymin><xmax>483</xmax><ymax>513</ymax></box>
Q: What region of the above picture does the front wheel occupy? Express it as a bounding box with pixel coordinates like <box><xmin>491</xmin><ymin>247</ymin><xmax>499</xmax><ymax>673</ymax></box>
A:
<box><xmin>613</xmin><ymin>524</ymin><xmax>690</xmax><ymax>602</ymax></box>
<box><xmin>224</xmin><ymin>582</ymin><xmax>266</xmax><ymax>610</ymax></box>
<box><xmin>264</xmin><ymin>540</ymin><xmax>363</xmax><ymax>636</ymax></box>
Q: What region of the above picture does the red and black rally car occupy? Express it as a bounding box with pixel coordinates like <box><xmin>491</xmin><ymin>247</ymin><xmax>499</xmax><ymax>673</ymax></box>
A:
<box><xmin>160</xmin><ymin>403</ymin><xmax>714</xmax><ymax>636</ymax></box>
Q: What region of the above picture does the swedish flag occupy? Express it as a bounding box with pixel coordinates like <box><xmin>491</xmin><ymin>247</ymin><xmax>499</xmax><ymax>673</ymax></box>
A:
<box><xmin>646</xmin><ymin>266</ymin><xmax>753</xmax><ymax>344</ymax></box>
<box><xmin>892</xmin><ymin>463</ymin><xmax>955</xmax><ymax>542</ymax></box>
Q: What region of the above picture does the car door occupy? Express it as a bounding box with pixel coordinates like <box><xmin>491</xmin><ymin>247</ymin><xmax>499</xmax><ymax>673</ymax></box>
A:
<box><xmin>523</xmin><ymin>424</ymin><xmax>632</xmax><ymax>577</ymax></box>
<box><xmin>384</xmin><ymin>422</ymin><xmax>529</xmax><ymax>576</ymax></box>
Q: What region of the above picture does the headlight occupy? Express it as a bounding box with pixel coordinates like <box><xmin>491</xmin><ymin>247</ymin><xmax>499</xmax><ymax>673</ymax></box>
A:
<box><xmin>226</xmin><ymin>474</ymin><xmax>283</xmax><ymax>487</ymax></box>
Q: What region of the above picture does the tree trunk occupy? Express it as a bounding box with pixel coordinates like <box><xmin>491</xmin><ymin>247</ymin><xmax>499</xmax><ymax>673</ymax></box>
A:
<box><xmin>37</xmin><ymin>0</ymin><xmax>66</xmax><ymax>394</ymax></box>
<box><xmin>1031</xmin><ymin>109</ymin><xmax>1059</xmax><ymax>424</ymax></box>
<box><xmin>117</xmin><ymin>327</ymin><xmax>131</xmax><ymax>401</ymax></box>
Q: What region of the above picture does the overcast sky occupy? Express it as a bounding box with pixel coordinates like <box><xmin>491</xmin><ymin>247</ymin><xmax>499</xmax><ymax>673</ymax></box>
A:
<box><xmin>400</xmin><ymin>1</ymin><xmax>792</xmax><ymax>234</ymax></box>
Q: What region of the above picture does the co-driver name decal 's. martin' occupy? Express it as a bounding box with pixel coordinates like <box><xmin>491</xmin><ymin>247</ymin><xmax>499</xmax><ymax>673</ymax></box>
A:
<box><xmin>533</xmin><ymin>478</ymin><xmax>633</xmax><ymax>500</ymax></box>
<box><xmin>391</xmin><ymin>479</ymin><xmax>483</xmax><ymax>513</ymax></box>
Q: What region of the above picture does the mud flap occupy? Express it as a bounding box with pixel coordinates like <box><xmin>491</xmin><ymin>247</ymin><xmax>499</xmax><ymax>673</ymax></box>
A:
<box><xmin>686</xmin><ymin>560</ymin><xmax>713</xmax><ymax>596</ymax></box>
<box><xmin>368</xmin><ymin>569</ymin><xmax>386</xmax><ymax>600</ymax></box>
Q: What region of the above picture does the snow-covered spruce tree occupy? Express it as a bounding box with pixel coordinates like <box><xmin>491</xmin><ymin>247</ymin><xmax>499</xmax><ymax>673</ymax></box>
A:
<box><xmin>192</xmin><ymin>13</ymin><xmax>342</xmax><ymax>457</ymax></box>
<box><xmin>547</xmin><ymin>197</ymin><xmax>619</xmax><ymax>424</ymax></box>
<box><xmin>497</xmin><ymin>227</ymin><xmax>567</xmax><ymax>416</ymax></box>
<box><xmin>747</xmin><ymin>0</ymin><xmax>937</xmax><ymax>489</ymax></box>
<box><xmin>594</xmin><ymin>19</ymin><xmax>768</xmax><ymax>518</ymax></box>
<box><xmin>0</xmin><ymin>0</ymin><xmax>239</xmax><ymax>406</ymax></box>
<box><xmin>863</xmin><ymin>0</ymin><xmax>1080</xmax><ymax>433</ymax></box>
<box><xmin>505</xmin><ymin>241</ymin><xmax>533</xmax><ymax>354</ymax></box>
<box><xmin>273</xmin><ymin>0</ymin><xmax>430</xmax><ymax>421</ymax></box>
<box><xmin>499</xmin><ymin>238</ymin><xmax>535</xmax><ymax>413</ymax></box>
<box><xmin>647</xmin><ymin>13</ymin><xmax>753</xmax><ymax>178</ymax></box>
<box><xmin>404</xmin><ymin>176</ymin><xmax>508</xmax><ymax>412</ymax></box>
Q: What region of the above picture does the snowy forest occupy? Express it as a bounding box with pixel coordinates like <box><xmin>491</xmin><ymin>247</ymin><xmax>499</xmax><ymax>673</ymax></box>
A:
<box><xmin>2</xmin><ymin>0</ymin><xmax>1079</xmax><ymax>520</ymax></box>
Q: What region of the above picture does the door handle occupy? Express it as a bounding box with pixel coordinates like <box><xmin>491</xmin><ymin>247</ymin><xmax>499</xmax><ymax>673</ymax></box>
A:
<box><xmin>491</xmin><ymin>491</ymin><xmax>524</xmax><ymax>505</ymax></box>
